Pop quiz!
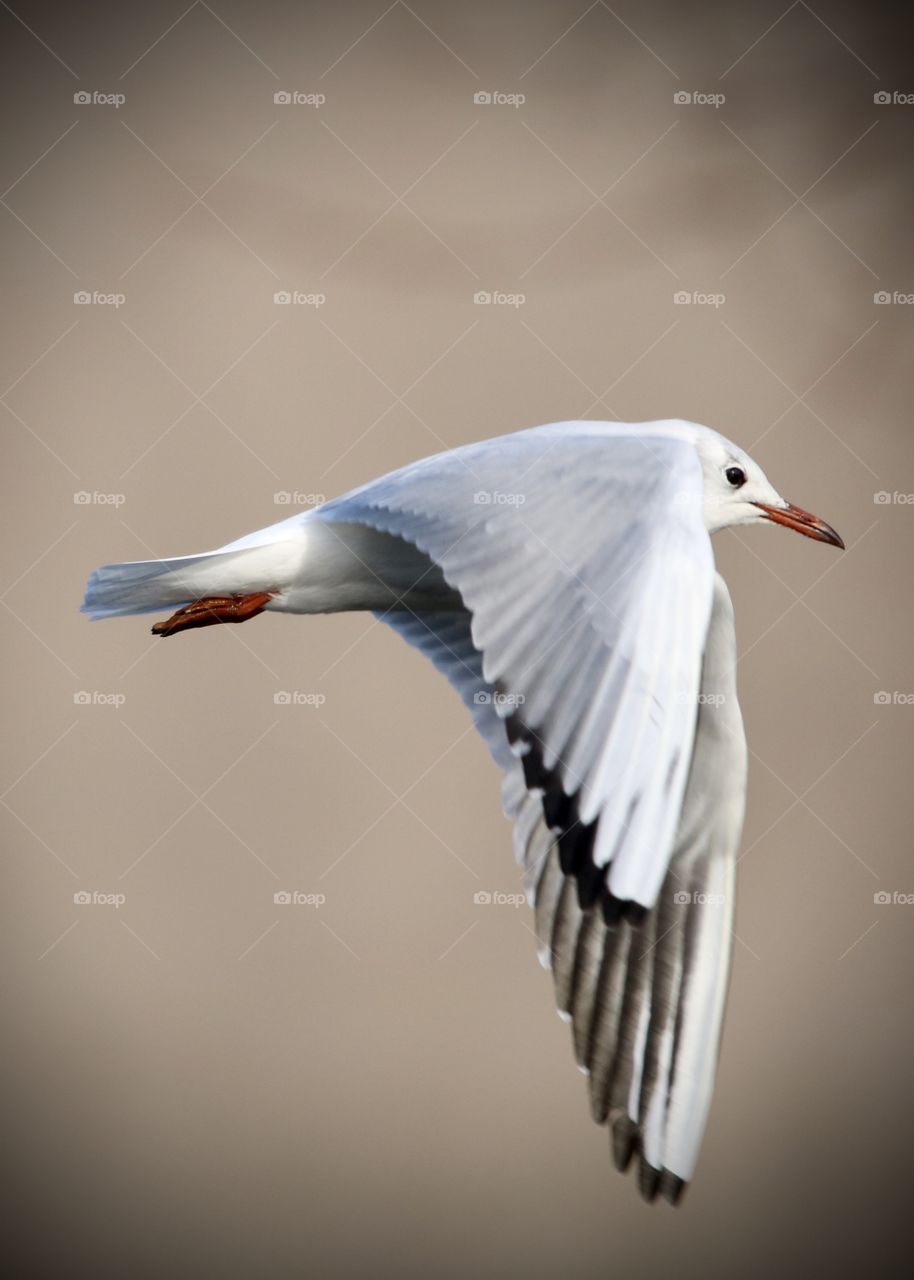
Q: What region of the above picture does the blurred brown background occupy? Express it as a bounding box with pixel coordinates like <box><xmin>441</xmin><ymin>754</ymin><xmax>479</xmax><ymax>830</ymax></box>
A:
<box><xmin>2</xmin><ymin>1</ymin><xmax>912</xmax><ymax>1275</ymax></box>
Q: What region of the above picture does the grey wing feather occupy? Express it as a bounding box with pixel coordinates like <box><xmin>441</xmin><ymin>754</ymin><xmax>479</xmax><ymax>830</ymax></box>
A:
<box><xmin>376</xmin><ymin>572</ymin><xmax>746</xmax><ymax>1204</ymax></box>
<box><xmin>332</xmin><ymin>430</ymin><xmax>744</xmax><ymax>1203</ymax></box>
<box><xmin>516</xmin><ymin>573</ymin><xmax>746</xmax><ymax>1201</ymax></box>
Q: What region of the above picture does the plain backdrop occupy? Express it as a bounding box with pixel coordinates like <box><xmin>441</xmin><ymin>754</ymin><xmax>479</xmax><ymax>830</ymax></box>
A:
<box><xmin>2</xmin><ymin>2</ymin><xmax>912</xmax><ymax>1276</ymax></box>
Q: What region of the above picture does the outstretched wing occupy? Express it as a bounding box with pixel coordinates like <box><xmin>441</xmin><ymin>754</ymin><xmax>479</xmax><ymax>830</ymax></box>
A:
<box><xmin>321</xmin><ymin>425</ymin><xmax>744</xmax><ymax>1200</ymax></box>
<box><xmin>374</xmin><ymin>575</ymin><xmax>746</xmax><ymax>1203</ymax></box>
<box><xmin>320</xmin><ymin>423</ymin><xmax>716</xmax><ymax>918</ymax></box>
<box><xmin>514</xmin><ymin>573</ymin><xmax>746</xmax><ymax>1201</ymax></box>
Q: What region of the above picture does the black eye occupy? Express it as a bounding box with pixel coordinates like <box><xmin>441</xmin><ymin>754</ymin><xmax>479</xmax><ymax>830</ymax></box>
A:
<box><xmin>725</xmin><ymin>466</ymin><xmax>746</xmax><ymax>488</ymax></box>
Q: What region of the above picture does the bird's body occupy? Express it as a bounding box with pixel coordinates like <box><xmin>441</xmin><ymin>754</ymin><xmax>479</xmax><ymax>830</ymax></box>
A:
<box><xmin>83</xmin><ymin>419</ymin><xmax>843</xmax><ymax>1204</ymax></box>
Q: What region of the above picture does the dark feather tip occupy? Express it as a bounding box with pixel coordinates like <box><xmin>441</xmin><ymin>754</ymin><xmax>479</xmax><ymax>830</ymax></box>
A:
<box><xmin>660</xmin><ymin>1172</ymin><xmax>687</xmax><ymax>1207</ymax></box>
<box><xmin>638</xmin><ymin>1156</ymin><xmax>663</xmax><ymax>1203</ymax></box>
<box><xmin>600</xmin><ymin>888</ymin><xmax>647</xmax><ymax>928</ymax></box>
<box><xmin>611</xmin><ymin>1116</ymin><xmax>638</xmax><ymax>1173</ymax></box>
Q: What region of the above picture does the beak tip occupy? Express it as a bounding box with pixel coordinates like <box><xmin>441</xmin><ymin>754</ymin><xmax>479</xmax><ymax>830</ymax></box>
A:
<box><xmin>813</xmin><ymin>518</ymin><xmax>845</xmax><ymax>551</ymax></box>
<box><xmin>754</xmin><ymin>500</ymin><xmax>845</xmax><ymax>550</ymax></box>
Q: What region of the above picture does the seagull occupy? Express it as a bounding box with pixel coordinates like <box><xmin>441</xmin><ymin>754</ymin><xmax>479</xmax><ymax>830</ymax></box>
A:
<box><xmin>82</xmin><ymin>419</ymin><xmax>843</xmax><ymax>1204</ymax></box>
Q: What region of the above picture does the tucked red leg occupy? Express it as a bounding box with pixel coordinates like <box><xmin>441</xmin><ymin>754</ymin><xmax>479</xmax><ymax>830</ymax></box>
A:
<box><xmin>151</xmin><ymin>592</ymin><xmax>274</xmax><ymax>637</ymax></box>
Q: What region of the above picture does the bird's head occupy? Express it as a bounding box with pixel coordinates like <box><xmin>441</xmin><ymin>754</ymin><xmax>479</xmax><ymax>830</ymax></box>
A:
<box><xmin>693</xmin><ymin>428</ymin><xmax>844</xmax><ymax>549</ymax></box>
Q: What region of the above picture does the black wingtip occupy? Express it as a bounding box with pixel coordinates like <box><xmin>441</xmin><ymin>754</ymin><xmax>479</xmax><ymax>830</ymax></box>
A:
<box><xmin>600</xmin><ymin>887</ymin><xmax>647</xmax><ymax>927</ymax></box>
<box><xmin>638</xmin><ymin>1156</ymin><xmax>663</xmax><ymax>1203</ymax></box>
<box><xmin>612</xmin><ymin>1121</ymin><xmax>687</xmax><ymax>1206</ymax></box>
<box><xmin>659</xmin><ymin>1172</ymin><xmax>687</xmax><ymax>1207</ymax></box>
<box><xmin>611</xmin><ymin>1116</ymin><xmax>638</xmax><ymax>1172</ymax></box>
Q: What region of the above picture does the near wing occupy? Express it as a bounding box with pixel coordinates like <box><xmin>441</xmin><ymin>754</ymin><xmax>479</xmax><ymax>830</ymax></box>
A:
<box><xmin>320</xmin><ymin>425</ymin><xmax>716</xmax><ymax>918</ymax></box>
<box><xmin>512</xmin><ymin>573</ymin><xmax>746</xmax><ymax>1201</ymax></box>
<box><xmin>319</xmin><ymin>426</ymin><xmax>747</xmax><ymax>1201</ymax></box>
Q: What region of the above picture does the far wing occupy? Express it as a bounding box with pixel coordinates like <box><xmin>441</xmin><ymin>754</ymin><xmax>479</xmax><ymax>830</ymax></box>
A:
<box><xmin>321</xmin><ymin>426</ymin><xmax>716</xmax><ymax>917</ymax></box>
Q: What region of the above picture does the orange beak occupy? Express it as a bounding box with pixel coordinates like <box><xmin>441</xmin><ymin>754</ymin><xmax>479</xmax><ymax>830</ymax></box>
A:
<box><xmin>752</xmin><ymin>501</ymin><xmax>845</xmax><ymax>550</ymax></box>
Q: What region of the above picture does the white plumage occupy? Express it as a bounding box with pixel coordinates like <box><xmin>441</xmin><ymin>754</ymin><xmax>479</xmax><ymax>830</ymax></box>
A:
<box><xmin>83</xmin><ymin>418</ymin><xmax>843</xmax><ymax>1203</ymax></box>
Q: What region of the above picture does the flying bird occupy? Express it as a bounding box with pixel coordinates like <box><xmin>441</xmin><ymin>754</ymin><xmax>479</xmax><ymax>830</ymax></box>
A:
<box><xmin>82</xmin><ymin>419</ymin><xmax>843</xmax><ymax>1204</ymax></box>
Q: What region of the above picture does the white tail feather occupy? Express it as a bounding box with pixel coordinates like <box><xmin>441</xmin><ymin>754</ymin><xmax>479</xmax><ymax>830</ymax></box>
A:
<box><xmin>82</xmin><ymin>545</ymin><xmax>288</xmax><ymax>620</ymax></box>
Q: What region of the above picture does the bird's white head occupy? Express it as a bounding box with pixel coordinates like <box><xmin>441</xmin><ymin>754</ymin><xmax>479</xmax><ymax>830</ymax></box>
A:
<box><xmin>689</xmin><ymin>424</ymin><xmax>844</xmax><ymax>548</ymax></box>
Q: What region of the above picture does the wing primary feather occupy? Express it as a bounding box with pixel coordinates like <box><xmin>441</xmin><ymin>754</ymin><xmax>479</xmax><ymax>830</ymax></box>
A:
<box><xmin>585</xmin><ymin>924</ymin><xmax>635</xmax><ymax>1124</ymax></box>
<box><xmin>335</xmin><ymin>437</ymin><xmax>742</xmax><ymax>1206</ymax></box>
<box><xmin>611</xmin><ymin>1115</ymin><xmax>639</xmax><ymax>1173</ymax></box>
